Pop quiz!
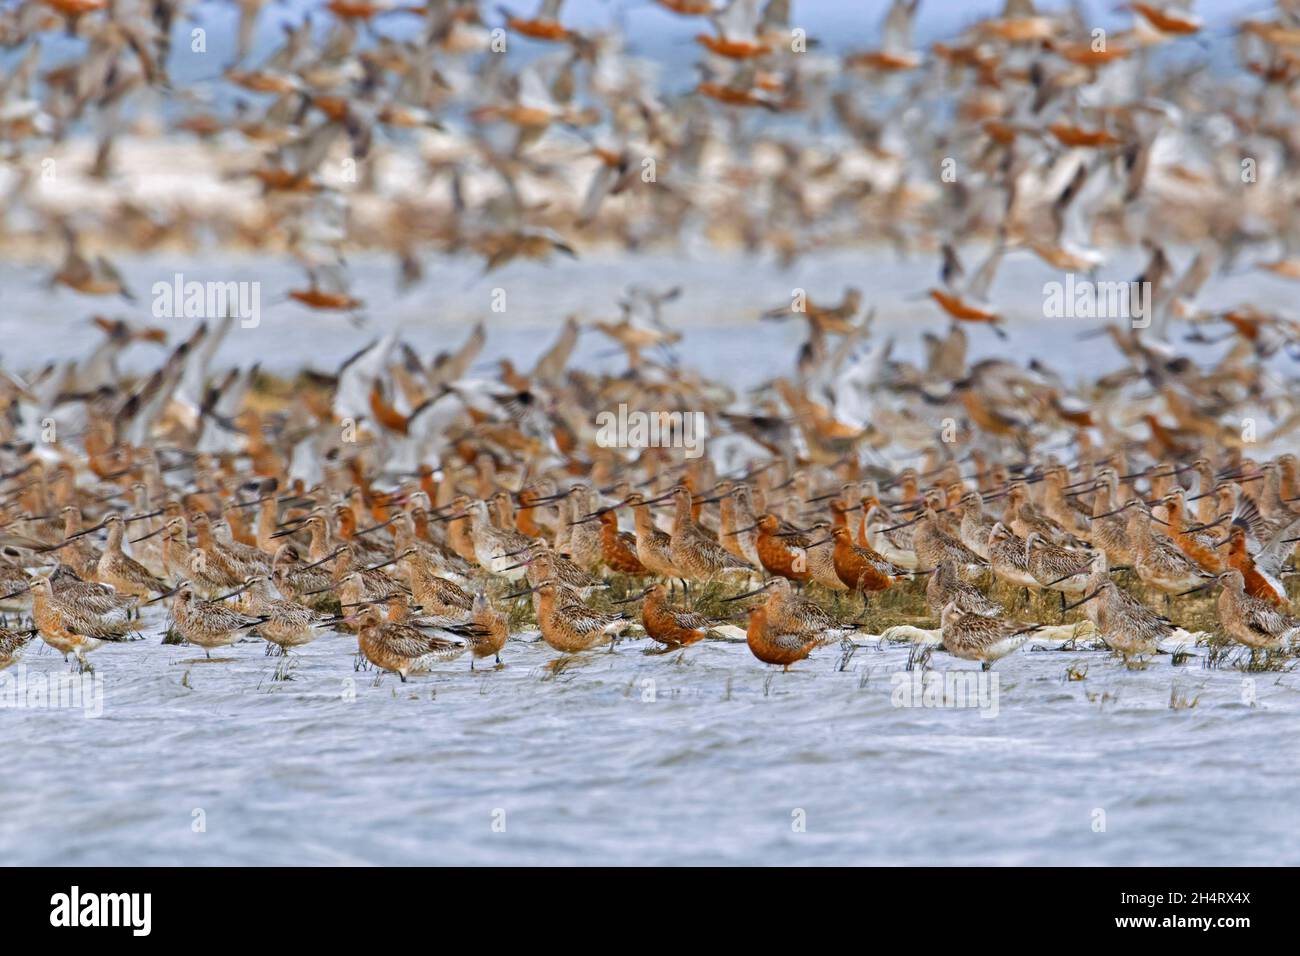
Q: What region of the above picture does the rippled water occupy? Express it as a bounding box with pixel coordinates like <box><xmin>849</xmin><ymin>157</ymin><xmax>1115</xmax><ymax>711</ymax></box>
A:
<box><xmin>2</xmin><ymin>604</ymin><xmax>1296</xmax><ymax>866</ymax></box>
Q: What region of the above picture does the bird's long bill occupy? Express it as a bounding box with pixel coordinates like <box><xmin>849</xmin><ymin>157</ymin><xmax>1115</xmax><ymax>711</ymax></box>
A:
<box><xmin>315</xmin><ymin>614</ymin><xmax>356</xmax><ymax>627</ymax></box>
<box><xmin>299</xmin><ymin>548</ymin><xmax>344</xmax><ymax>571</ymax></box>
<box><xmin>212</xmin><ymin>582</ymin><xmax>254</xmax><ymax>602</ymax></box>
<box><xmin>526</xmin><ymin>489</ymin><xmax>575</xmax><ymax>503</ymax></box>
<box><xmin>1181</xmin><ymin>515</ymin><xmax>1229</xmax><ymax>534</ymax></box>
<box><xmin>144</xmin><ymin>586</ymin><xmax>181</xmax><ymax>605</ymax></box>
<box><xmin>722</xmin><ymin>581</ymin><xmax>775</xmax><ymax>602</ymax></box>
<box><xmin>0</xmin><ymin>584</ymin><xmax>33</xmax><ymax>601</ymax></box>
<box><xmin>804</xmin><ymin>490</ymin><xmax>842</xmax><ymax>503</ymax></box>
<box><xmin>130</xmin><ymin>525</ymin><xmax>167</xmax><ymax>543</ymax></box>
<box><xmin>1046</xmin><ymin>569</ymin><xmax>1087</xmax><ymax>587</ymax></box>
<box><xmin>1092</xmin><ymin>503</ymin><xmax>1133</xmax><ymax>518</ymax></box>
<box><xmin>502</xmin><ymin>585</ymin><xmax>541</xmax><ymax>600</ymax></box>
<box><xmin>355</xmin><ymin>514</ymin><xmax>400</xmax><ymax>537</ymax></box>
<box><xmin>879</xmin><ymin>514</ymin><xmax>923</xmax><ymax>533</ymax></box>
<box><xmin>1061</xmin><ymin>587</ymin><xmax>1103</xmax><ymax>612</ymax></box>
<box><xmin>124</xmin><ymin>510</ymin><xmax>164</xmax><ymax>524</ymax></box>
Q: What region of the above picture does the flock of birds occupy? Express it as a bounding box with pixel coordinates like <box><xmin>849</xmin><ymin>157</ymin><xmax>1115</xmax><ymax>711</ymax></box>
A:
<box><xmin>2</xmin><ymin>0</ymin><xmax>1300</xmax><ymax>683</ymax></box>
<box><xmin>6</xmin><ymin>0</ymin><xmax>1300</xmax><ymax>307</ymax></box>
<box><xmin>1</xmin><ymin>297</ymin><xmax>1299</xmax><ymax>680</ymax></box>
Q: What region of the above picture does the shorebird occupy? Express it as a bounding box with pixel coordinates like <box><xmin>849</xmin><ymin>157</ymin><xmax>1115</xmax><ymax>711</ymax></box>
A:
<box><xmin>1223</xmin><ymin>521</ymin><xmax>1291</xmax><ymax>607</ymax></box>
<box><xmin>1214</xmin><ymin>569</ymin><xmax>1300</xmax><ymax>654</ymax></box>
<box><xmin>742</xmin><ymin>602</ymin><xmax>834</xmax><ymax>671</ymax></box>
<box><xmin>29</xmin><ymin>576</ymin><xmax>133</xmax><ymax>670</ymax></box>
<box><xmin>752</xmin><ymin>513</ymin><xmax>813</xmax><ymax>583</ymax></box>
<box><xmin>226</xmin><ymin>574</ymin><xmax>321</xmax><ymax>654</ymax></box>
<box><xmin>562</xmin><ymin>486</ymin><xmax>603</xmax><ymax>571</ymax></box>
<box><xmin>516</xmin><ymin>545</ymin><xmax>603</xmax><ymax>600</ymax></box>
<box><xmin>665</xmin><ymin>485</ymin><xmax>753</xmax><ymax>595</ymax></box>
<box><xmin>912</xmin><ymin>505</ymin><xmax>987</xmax><ymax>576</ymax></box>
<box><xmin>939</xmin><ymin>602</ymin><xmax>1043</xmax><ymax>670</ymax></box>
<box><xmin>826</xmin><ymin>526</ymin><xmax>903</xmax><ymax>599</ymax></box>
<box><xmin>591</xmin><ymin>509</ymin><xmax>648</xmax><ymax>576</ymax></box>
<box><xmin>617</xmin><ymin>582</ymin><xmax>719</xmax><ymax>648</ymax></box>
<box><xmin>1024</xmin><ymin>532</ymin><xmax>1093</xmax><ymax>608</ymax></box>
<box><xmin>1122</xmin><ymin>502</ymin><xmax>1213</xmax><ymax>602</ymax></box>
<box><xmin>928</xmin><ymin>242</ymin><xmax>1008</xmax><ymax>337</ymax></box>
<box><xmin>56</xmin><ymin>505</ymin><xmax>102</xmax><ymax>580</ymax></box>
<box><xmin>625</xmin><ymin>491</ymin><xmax>685</xmax><ymax>583</ymax></box>
<box><xmin>506</xmin><ymin>580</ymin><xmax>632</xmax><ymax>654</ymax></box>
<box><xmin>161</xmin><ymin>583</ymin><xmax>268</xmax><ymax>658</ymax></box>
<box><xmin>271</xmin><ymin>543</ymin><xmax>336</xmax><ymax>609</ymax></box>
<box><xmin>466</xmin><ymin>591</ymin><xmax>509</xmax><ymax>669</ymax></box>
<box><xmin>462</xmin><ymin>499</ymin><xmax>534</xmax><ymax>580</ymax></box>
<box><xmin>393</xmin><ymin>547</ymin><xmax>475</xmax><ymax>619</ymax></box>
<box><xmin>1068</xmin><ymin>555</ymin><xmax>1173</xmax><ymax>663</ymax></box>
<box><xmin>956</xmin><ymin>491</ymin><xmax>997</xmax><ymax>560</ymax></box>
<box><xmin>726</xmin><ymin>577</ymin><xmax>857</xmax><ymax>645</ymax></box>
<box><xmin>926</xmin><ymin>559</ymin><xmax>1003</xmax><ymax>617</ymax></box>
<box><xmin>95</xmin><ymin>513</ymin><xmax>169</xmax><ymax>600</ymax></box>
<box><xmin>801</xmin><ymin>521</ymin><xmax>850</xmax><ymax>593</ymax></box>
<box><xmin>344</xmin><ymin>605</ymin><xmax>480</xmax><ymax>681</ymax></box>
<box><xmin>1161</xmin><ymin>489</ymin><xmax>1225</xmax><ymax>574</ymax></box>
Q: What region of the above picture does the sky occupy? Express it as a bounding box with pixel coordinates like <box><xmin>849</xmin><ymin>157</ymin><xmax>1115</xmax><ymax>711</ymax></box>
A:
<box><xmin>11</xmin><ymin>0</ymin><xmax>1263</xmax><ymax>83</ymax></box>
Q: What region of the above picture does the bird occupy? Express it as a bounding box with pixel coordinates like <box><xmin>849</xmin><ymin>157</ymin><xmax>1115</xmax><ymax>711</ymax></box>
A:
<box><xmin>940</xmin><ymin>602</ymin><xmax>1043</xmax><ymax>670</ymax></box>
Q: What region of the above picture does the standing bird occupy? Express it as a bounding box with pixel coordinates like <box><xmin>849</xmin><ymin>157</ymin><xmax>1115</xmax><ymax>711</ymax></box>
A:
<box><xmin>619</xmin><ymin>582</ymin><xmax>718</xmax><ymax>648</ymax></box>
<box><xmin>743</xmin><ymin>602</ymin><xmax>834</xmax><ymax>671</ymax></box>
<box><xmin>29</xmin><ymin>576</ymin><xmax>133</xmax><ymax>671</ymax></box>
<box><xmin>939</xmin><ymin>602</ymin><xmax>1042</xmax><ymax>670</ymax></box>
<box><xmin>345</xmin><ymin>605</ymin><xmax>482</xmax><ymax>681</ymax></box>
<box><xmin>1216</xmin><ymin>569</ymin><xmax>1300</xmax><ymax>655</ymax></box>
<box><xmin>95</xmin><ymin>513</ymin><xmax>169</xmax><ymax>600</ymax></box>
<box><xmin>926</xmin><ymin>559</ymin><xmax>1002</xmax><ymax>617</ymax></box>
<box><xmin>1069</xmin><ymin>555</ymin><xmax>1174</xmax><ymax>663</ymax></box>
<box><xmin>466</xmin><ymin>591</ymin><xmax>509</xmax><ymax>669</ymax></box>
<box><xmin>162</xmin><ymin>583</ymin><xmax>268</xmax><ymax>658</ymax></box>
<box><xmin>508</xmin><ymin>580</ymin><xmax>632</xmax><ymax>653</ymax></box>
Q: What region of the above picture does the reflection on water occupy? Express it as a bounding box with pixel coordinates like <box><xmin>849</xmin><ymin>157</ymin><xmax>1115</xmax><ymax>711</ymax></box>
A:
<box><xmin>0</xmin><ymin>606</ymin><xmax>1294</xmax><ymax>866</ymax></box>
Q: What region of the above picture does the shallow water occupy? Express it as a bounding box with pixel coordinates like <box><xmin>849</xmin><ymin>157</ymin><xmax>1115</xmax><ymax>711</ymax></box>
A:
<box><xmin>1</xmin><ymin>605</ymin><xmax>1296</xmax><ymax>867</ymax></box>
